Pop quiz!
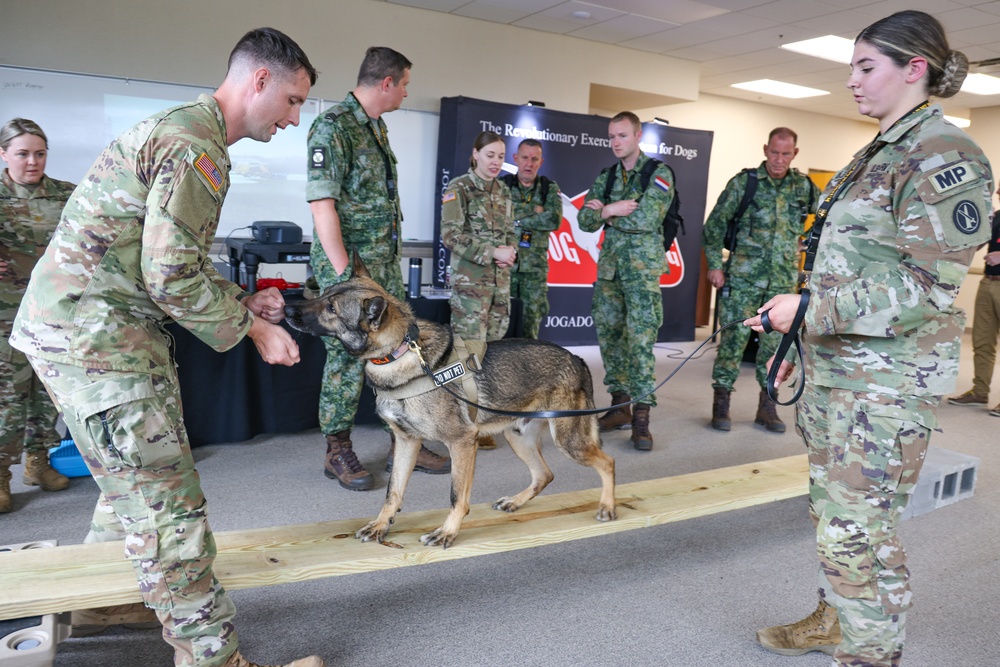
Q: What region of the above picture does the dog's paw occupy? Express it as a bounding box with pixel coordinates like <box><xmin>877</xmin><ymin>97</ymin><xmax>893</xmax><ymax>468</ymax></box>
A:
<box><xmin>492</xmin><ymin>497</ymin><xmax>521</xmax><ymax>513</ymax></box>
<box><xmin>356</xmin><ymin>521</ymin><xmax>389</xmax><ymax>543</ymax></box>
<box><xmin>595</xmin><ymin>505</ymin><xmax>617</xmax><ymax>522</ymax></box>
<box><xmin>419</xmin><ymin>528</ymin><xmax>456</xmax><ymax>549</ymax></box>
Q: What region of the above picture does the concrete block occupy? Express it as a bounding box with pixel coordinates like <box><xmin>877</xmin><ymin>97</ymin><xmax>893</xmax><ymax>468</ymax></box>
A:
<box><xmin>902</xmin><ymin>447</ymin><xmax>980</xmax><ymax>521</ymax></box>
<box><xmin>0</xmin><ymin>541</ymin><xmax>70</xmax><ymax>667</ymax></box>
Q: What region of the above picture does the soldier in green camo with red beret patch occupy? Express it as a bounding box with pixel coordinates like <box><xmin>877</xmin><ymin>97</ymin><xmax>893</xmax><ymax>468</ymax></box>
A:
<box><xmin>10</xmin><ymin>28</ymin><xmax>323</xmax><ymax>667</ymax></box>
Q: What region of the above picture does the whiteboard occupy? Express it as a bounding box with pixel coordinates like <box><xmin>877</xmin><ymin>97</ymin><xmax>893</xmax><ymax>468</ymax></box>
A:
<box><xmin>0</xmin><ymin>66</ymin><xmax>439</xmax><ymax>242</ymax></box>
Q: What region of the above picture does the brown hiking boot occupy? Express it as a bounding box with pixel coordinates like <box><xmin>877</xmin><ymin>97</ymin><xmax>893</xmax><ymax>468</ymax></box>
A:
<box><xmin>756</xmin><ymin>599</ymin><xmax>842</xmax><ymax>656</ymax></box>
<box><xmin>598</xmin><ymin>391</ymin><xmax>632</xmax><ymax>432</ymax></box>
<box><xmin>712</xmin><ymin>387</ymin><xmax>731</xmax><ymax>431</ymax></box>
<box><xmin>0</xmin><ymin>465</ymin><xmax>11</xmax><ymax>513</ymax></box>
<box><xmin>386</xmin><ymin>434</ymin><xmax>451</xmax><ymax>474</ymax></box>
<box><xmin>324</xmin><ymin>431</ymin><xmax>374</xmax><ymax>491</ymax></box>
<box><xmin>949</xmin><ymin>389</ymin><xmax>988</xmax><ymax>406</ymax></box>
<box><xmin>71</xmin><ymin>602</ymin><xmax>161</xmax><ymax>637</ymax></box>
<box><xmin>223</xmin><ymin>649</ymin><xmax>324</xmax><ymax>667</ymax></box>
<box><xmin>477</xmin><ymin>434</ymin><xmax>497</xmax><ymax>450</ymax></box>
<box><xmin>755</xmin><ymin>390</ymin><xmax>786</xmax><ymax>433</ymax></box>
<box><xmin>23</xmin><ymin>451</ymin><xmax>70</xmax><ymax>491</ymax></box>
<box><xmin>630</xmin><ymin>403</ymin><xmax>654</xmax><ymax>451</ymax></box>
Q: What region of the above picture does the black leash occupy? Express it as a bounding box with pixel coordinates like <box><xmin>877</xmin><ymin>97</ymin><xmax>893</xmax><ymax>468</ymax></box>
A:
<box><xmin>761</xmin><ymin>290</ymin><xmax>810</xmax><ymax>406</ymax></box>
<box><xmin>402</xmin><ymin>319</ymin><xmax>784</xmax><ymax>419</ymax></box>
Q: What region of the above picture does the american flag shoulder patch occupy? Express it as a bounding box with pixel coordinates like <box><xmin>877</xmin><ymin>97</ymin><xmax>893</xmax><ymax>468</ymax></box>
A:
<box><xmin>654</xmin><ymin>175</ymin><xmax>670</xmax><ymax>192</ymax></box>
<box><xmin>194</xmin><ymin>152</ymin><xmax>223</xmax><ymax>191</ymax></box>
<box><xmin>442</xmin><ymin>191</ymin><xmax>457</xmax><ymax>204</ymax></box>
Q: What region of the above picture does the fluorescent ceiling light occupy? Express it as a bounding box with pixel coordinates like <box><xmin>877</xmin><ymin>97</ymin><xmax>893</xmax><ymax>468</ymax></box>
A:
<box><xmin>731</xmin><ymin>79</ymin><xmax>830</xmax><ymax>99</ymax></box>
<box><xmin>944</xmin><ymin>115</ymin><xmax>971</xmax><ymax>128</ymax></box>
<box><xmin>961</xmin><ymin>73</ymin><xmax>1000</xmax><ymax>96</ymax></box>
<box><xmin>781</xmin><ymin>35</ymin><xmax>855</xmax><ymax>64</ymax></box>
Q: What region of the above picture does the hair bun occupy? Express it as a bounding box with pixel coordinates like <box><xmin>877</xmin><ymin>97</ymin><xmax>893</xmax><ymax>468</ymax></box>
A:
<box><xmin>935</xmin><ymin>50</ymin><xmax>969</xmax><ymax>98</ymax></box>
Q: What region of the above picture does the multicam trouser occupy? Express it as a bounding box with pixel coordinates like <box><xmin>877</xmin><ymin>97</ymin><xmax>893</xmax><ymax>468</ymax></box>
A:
<box><xmin>797</xmin><ymin>382</ymin><xmax>936</xmax><ymax>667</ymax></box>
<box><xmin>312</xmin><ymin>258</ymin><xmax>404</xmax><ymax>433</ymax></box>
<box><xmin>510</xmin><ymin>270</ymin><xmax>549</xmax><ymax>340</ymax></box>
<box><xmin>0</xmin><ymin>331</ymin><xmax>61</xmax><ymax>466</ymax></box>
<box><xmin>450</xmin><ymin>282</ymin><xmax>510</xmax><ymax>343</ymax></box>
<box><xmin>26</xmin><ymin>356</ymin><xmax>238</xmax><ymax>667</ymax></box>
<box><xmin>592</xmin><ymin>273</ymin><xmax>662</xmax><ymax>407</ymax></box>
<box><xmin>712</xmin><ymin>278</ymin><xmax>786</xmax><ymax>391</ymax></box>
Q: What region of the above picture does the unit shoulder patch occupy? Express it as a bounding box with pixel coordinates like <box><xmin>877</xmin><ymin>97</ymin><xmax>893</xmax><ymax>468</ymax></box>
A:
<box><xmin>929</xmin><ymin>161</ymin><xmax>975</xmax><ymax>196</ymax></box>
<box><xmin>952</xmin><ymin>200</ymin><xmax>981</xmax><ymax>235</ymax></box>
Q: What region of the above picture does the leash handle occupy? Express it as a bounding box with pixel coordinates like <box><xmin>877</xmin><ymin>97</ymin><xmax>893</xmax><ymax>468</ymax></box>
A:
<box><xmin>764</xmin><ymin>289</ymin><xmax>810</xmax><ymax>406</ymax></box>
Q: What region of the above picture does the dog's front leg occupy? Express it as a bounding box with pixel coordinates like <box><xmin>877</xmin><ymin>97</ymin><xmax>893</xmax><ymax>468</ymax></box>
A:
<box><xmin>420</xmin><ymin>435</ymin><xmax>478</xmax><ymax>548</ymax></box>
<box><xmin>356</xmin><ymin>434</ymin><xmax>420</xmax><ymax>544</ymax></box>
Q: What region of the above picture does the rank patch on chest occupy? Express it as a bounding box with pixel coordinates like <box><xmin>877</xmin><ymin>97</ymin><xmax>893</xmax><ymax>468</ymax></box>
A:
<box><xmin>310</xmin><ymin>147</ymin><xmax>327</xmax><ymax>169</ymax></box>
<box><xmin>194</xmin><ymin>153</ymin><xmax>223</xmax><ymax>191</ymax></box>
<box><xmin>930</xmin><ymin>161</ymin><xmax>974</xmax><ymax>195</ymax></box>
<box><xmin>953</xmin><ymin>200</ymin><xmax>981</xmax><ymax>235</ymax></box>
<box><xmin>433</xmin><ymin>360</ymin><xmax>465</xmax><ymax>386</ymax></box>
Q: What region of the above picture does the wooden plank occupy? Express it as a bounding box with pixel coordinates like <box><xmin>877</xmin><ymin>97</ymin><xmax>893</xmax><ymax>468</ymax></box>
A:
<box><xmin>0</xmin><ymin>454</ymin><xmax>807</xmax><ymax>620</ymax></box>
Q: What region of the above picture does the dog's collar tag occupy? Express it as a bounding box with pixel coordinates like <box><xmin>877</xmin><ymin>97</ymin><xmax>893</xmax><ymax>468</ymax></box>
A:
<box><xmin>432</xmin><ymin>360</ymin><xmax>466</xmax><ymax>386</ymax></box>
<box><xmin>370</xmin><ymin>341</ymin><xmax>410</xmax><ymax>366</ymax></box>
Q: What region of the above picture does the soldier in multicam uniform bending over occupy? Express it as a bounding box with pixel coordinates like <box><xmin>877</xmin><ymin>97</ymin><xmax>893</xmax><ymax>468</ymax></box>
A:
<box><xmin>747</xmin><ymin>11</ymin><xmax>992</xmax><ymax>666</ymax></box>
<box><xmin>702</xmin><ymin>127</ymin><xmax>820</xmax><ymax>433</ymax></box>
<box><xmin>500</xmin><ymin>139</ymin><xmax>562</xmax><ymax>340</ymax></box>
<box><xmin>579</xmin><ymin>111</ymin><xmax>674</xmax><ymax>451</ymax></box>
<box><xmin>10</xmin><ymin>28</ymin><xmax>323</xmax><ymax>667</ymax></box>
<box><xmin>307</xmin><ymin>46</ymin><xmax>450</xmax><ymax>491</ymax></box>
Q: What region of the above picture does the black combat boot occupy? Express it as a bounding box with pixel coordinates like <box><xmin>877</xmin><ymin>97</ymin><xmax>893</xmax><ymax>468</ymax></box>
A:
<box><xmin>598</xmin><ymin>391</ymin><xmax>632</xmax><ymax>432</ymax></box>
<box><xmin>755</xmin><ymin>390</ymin><xmax>786</xmax><ymax>433</ymax></box>
<box><xmin>712</xmin><ymin>387</ymin><xmax>732</xmax><ymax>431</ymax></box>
<box><xmin>630</xmin><ymin>403</ymin><xmax>654</xmax><ymax>451</ymax></box>
<box><xmin>324</xmin><ymin>430</ymin><xmax>374</xmax><ymax>491</ymax></box>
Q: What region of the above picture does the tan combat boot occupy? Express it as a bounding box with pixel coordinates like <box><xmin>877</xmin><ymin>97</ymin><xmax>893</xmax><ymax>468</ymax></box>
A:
<box><xmin>23</xmin><ymin>451</ymin><xmax>70</xmax><ymax>491</ymax></box>
<box><xmin>598</xmin><ymin>391</ymin><xmax>632</xmax><ymax>432</ymax></box>
<box><xmin>756</xmin><ymin>599</ymin><xmax>842</xmax><ymax>656</ymax></box>
<box><xmin>712</xmin><ymin>387</ymin><xmax>732</xmax><ymax>431</ymax></box>
<box><xmin>755</xmin><ymin>390</ymin><xmax>786</xmax><ymax>433</ymax></box>
<box><xmin>324</xmin><ymin>430</ymin><xmax>374</xmax><ymax>491</ymax></box>
<box><xmin>71</xmin><ymin>602</ymin><xmax>161</xmax><ymax>637</ymax></box>
<box><xmin>223</xmin><ymin>650</ymin><xmax>324</xmax><ymax>667</ymax></box>
<box><xmin>0</xmin><ymin>465</ymin><xmax>12</xmax><ymax>513</ymax></box>
<box><xmin>630</xmin><ymin>403</ymin><xmax>654</xmax><ymax>451</ymax></box>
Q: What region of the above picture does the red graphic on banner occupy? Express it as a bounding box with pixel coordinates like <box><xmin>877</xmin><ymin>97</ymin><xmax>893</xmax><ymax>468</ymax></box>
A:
<box><xmin>546</xmin><ymin>192</ymin><xmax>684</xmax><ymax>288</ymax></box>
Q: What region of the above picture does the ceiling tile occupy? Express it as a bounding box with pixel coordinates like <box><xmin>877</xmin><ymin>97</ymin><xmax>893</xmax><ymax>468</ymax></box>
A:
<box><xmin>937</xmin><ymin>7</ymin><xmax>1000</xmax><ymax>31</ymax></box>
<box><xmin>569</xmin><ymin>13</ymin><xmax>678</xmax><ymax>43</ymax></box>
<box><xmin>453</xmin><ymin>2</ymin><xmax>534</xmax><ymax>22</ymax></box>
<box><xmin>386</xmin><ymin>0</ymin><xmax>470</xmax><ymax>11</ymax></box>
<box><xmin>687</xmin><ymin>11</ymin><xmax>779</xmax><ymax>35</ymax></box>
<box><xmin>584</xmin><ymin>0</ymin><xmax>729</xmax><ymax>23</ymax></box>
<box><xmin>743</xmin><ymin>0</ymin><xmax>844</xmax><ymax>22</ymax></box>
<box><xmin>619</xmin><ymin>25</ymin><xmax>728</xmax><ymax>52</ymax></box>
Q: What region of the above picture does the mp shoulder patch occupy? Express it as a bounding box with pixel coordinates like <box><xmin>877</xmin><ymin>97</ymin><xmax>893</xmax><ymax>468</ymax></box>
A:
<box><xmin>929</xmin><ymin>161</ymin><xmax>975</xmax><ymax>196</ymax></box>
<box><xmin>952</xmin><ymin>200</ymin><xmax>981</xmax><ymax>235</ymax></box>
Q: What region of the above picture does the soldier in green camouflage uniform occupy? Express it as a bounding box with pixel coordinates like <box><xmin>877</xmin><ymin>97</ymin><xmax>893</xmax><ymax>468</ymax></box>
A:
<box><xmin>748</xmin><ymin>13</ymin><xmax>992</xmax><ymax>666</ymax></box>
<box><xmin>307</xmin><ymin>47</ymin><xmax>449</xmax><ymax>490</ymax></box>
<box><xmin>702</xmin><ymin>128</ymin><xmax>820</xmax><ymax>433</ymax></box>
<box><xmin>579</xmin><ymin>112</ymin><xmax>672</xmax><ymax>451</ymax></box>
<box><xmin>501</xmin><ymin>139</ymin><xmax>562</xmax><ymax>339</ymax></box>
<box><xmin>441</xmin><ymin>131</ymin><xmax>517</xmax><ymax>342</ymax></box>
<box><xmin>11</xmin><ymin>29</ymin><xmax>322</xmax><ymax>667</ymax></box>
<box><xmin>0</xmin><ymin>118</ymin><xmax>76</xmax><ymax>512</ymax></box>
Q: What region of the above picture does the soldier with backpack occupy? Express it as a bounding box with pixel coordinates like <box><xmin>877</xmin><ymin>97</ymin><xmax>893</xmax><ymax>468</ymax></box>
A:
<box><xmin>702</xmin><ymin>127</ymin><xmax>820</xmax><ymax>433</ymax></box>
<box><xmin>579</xmin><ymin>111</ymin><xmax>676</xmax><ymax>451</ymax></box>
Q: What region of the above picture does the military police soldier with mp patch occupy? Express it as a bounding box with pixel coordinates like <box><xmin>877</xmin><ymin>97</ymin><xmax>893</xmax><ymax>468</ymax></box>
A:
<box><xmin>747</xmin><ymin>11</ymin><xmax>992</xmax><ymax>665</ymax></box>
<box><xmin>702</xmin><ymin>127</ymin><xmax>820</xmax><ymax>433</ymax></box>
<box><xmin>579</xmin><ymin>111</ymin><xmax>674</xmax><ymax>451</ymax></box>
<box><xmin>500</xmin><ymin>139</ymin><xmax>562</xmax><ymax>339</ymax></box>
<box><xmin>306</xmin><ymin>47</ymin><xmax>450</xmax><ymax>491</ymax></box>
<box><xmin>10</xmin><ymin>29</ymin><xmax>324</xmax><ymax>667</ymax></box>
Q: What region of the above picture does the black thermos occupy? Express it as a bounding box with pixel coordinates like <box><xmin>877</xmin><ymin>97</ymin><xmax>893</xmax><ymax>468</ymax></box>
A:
<box><xmin>408</xmin><ymin>258</ymin><xmax>422</xmax><ymax>298</ymax></box>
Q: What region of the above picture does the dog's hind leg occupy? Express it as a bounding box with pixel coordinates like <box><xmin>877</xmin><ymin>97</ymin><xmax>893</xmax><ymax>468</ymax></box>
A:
<box><xmin>493</xmin><ymin>420</ymin><xmax>553</xmax><ymax>513</ymax></box>
<box><xmin>356</xmin><ymin>431</ymin><xmax>420</xmax><ymax>544</ymax></box>
<box><xmin>550</xmin><ymin>417</ymin><xmax>617</xmax><ymax>522</ymax></box>
<box><xmin>419</xmin><ymin>433</ymin><xmax>477</xmax><ymax>549</ymax></box>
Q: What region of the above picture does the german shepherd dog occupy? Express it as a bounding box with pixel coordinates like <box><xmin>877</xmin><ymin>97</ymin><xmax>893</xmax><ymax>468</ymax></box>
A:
<box><xmin>283</xmin><ymin>255</ymin><xmax>616</xmax><ymax>548</ymax></box>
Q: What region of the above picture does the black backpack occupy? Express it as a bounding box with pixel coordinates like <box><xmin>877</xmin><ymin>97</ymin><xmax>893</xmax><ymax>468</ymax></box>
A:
<box><xmin>500</xmin><ymin>173</ymin><xmax>551</xmax><ymax>203</ymax></box>
<box><xmin>724</xmin><ymin>168</ymin><xmax>759</xmax><ymax>253</ymax></box>
<box><xmin>602</xmin><ymin>158</ymin><xmax>684</xmax><ymax>251</ymax></box>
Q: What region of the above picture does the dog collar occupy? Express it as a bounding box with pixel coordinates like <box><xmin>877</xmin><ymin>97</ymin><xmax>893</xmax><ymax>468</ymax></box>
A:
<box><xmin>369</xmin><ymin>323</ymin><xmax>420</xmax><ymax>366</ymax></box>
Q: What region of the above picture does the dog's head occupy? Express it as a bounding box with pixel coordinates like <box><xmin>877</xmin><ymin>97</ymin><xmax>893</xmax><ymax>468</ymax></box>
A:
<box><xmin>284</xmin><ymin>253</ymin><xmax>411</xmax><ymax>358</ymax></box>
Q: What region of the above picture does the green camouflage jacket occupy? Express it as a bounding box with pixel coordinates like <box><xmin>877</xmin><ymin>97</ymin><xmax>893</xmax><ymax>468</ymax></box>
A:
<box><xmin>578</xmin><ymin>152</ymin><xmax>672</xmax><ymax>280</ymax></box>
<box><xmin>10</xmin><ymin>94</ymin><xmax>250</xmax><ymax>373</ymax></box>
<box><xmin>504</xmin><ymin>174</ymin><xmax>562</xmax><ymax>275</ymax></box>
<box><xmin>803</xmin><ymin>104</ymin><xmax>993</xmax><ymax>398</ymax></box>
<box><xmin>1</xmin><ymin>171</ymin><xmax>76</xmax><ymax>326</ymax></box>
<box><xmin>441</xmin><ymin>170</ymin><xmax>515</xmax><ymax>286</ymax></box>
<box><xmin>306</xmin><ymin>92</ymin><xmax>401</xmax><ymax>263</ymax></box>
<box><xmin>702</xmin><ymin>163</ymin><xmax>819</xmax><ymax>289</ymax></box>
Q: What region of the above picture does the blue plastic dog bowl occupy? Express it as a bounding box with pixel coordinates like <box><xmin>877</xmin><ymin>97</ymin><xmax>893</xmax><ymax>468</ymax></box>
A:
<box><xmin>49</xmin><ymin>440</ymin><xmax>91</xmax><ymax>478</ymax></box>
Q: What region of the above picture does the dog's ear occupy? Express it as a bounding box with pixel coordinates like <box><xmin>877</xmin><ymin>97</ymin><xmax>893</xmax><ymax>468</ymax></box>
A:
<box><xmin>363</xmin><ymin>296</ymin><xmax>388</xmax><ymax>331</ymax></box>
<box><xmin>351</xmin><ymin>251</ymin><xmax>372</xmax><ymax>279</ymax></box>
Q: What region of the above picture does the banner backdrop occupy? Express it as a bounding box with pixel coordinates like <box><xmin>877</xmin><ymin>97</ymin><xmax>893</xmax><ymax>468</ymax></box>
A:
<box><xmin>434</xmin><ymin>97</ymin><xmax>713</xmax><ymax>345</ymax></box>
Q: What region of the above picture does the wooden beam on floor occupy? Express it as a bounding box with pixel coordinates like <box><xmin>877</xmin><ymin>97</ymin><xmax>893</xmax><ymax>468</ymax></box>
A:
<box><xmin>0</xmin><ymin>454</ymin><xmax>807</xmax><ymax>621</ymax></box>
